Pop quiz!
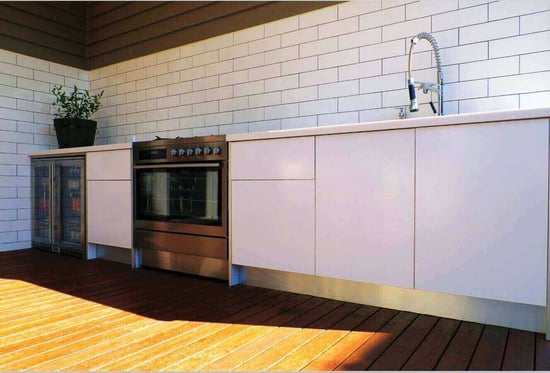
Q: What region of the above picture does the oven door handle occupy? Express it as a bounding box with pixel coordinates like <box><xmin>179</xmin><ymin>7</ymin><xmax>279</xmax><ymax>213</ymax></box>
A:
<box><xmin>134</xmin><ymin>163</ymin><xmax>221</xmax><ymax>169</ymax></box>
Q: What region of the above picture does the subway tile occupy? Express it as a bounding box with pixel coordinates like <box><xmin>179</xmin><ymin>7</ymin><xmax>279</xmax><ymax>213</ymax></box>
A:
<box><xmin>205</xmin><ymin>86</ymin><xmax>233</xmax><ymax>101</ymax></box>
<box><xmin>319</xmin><ymin>80</ymin><xmax>359</xmax><ymax>99</ymax></box>
<box><xmin>489</xmin><ymin>0</ymin><xmax>550</xmax><ymax>21</ymax></box>
<box><xmin>249</xmin><ymin>35</ymin><xmax>281</xmax><ymax>55</ymax></box>
<box><xmin>441</xmin><ymin>42</ymin><xmax>488</xmax><ymax>65</ymax></box>
<box><xmin>234</xmin><ymin>81</ymin><xmax>264</xmax><ymax>97</ymax></box>
<box><xmin>459</xmin><ymin>0</ymin><xmax>491</xmax><ymax>8</ymax></box>
<box><xmin>234</xmin><ymin>53</ymin><xmax>265</xmax><ymax>71</ymax></box>
<box><xmin>219</xmin><ymin>70</ymin><xmax>248</xmax><ymax>87</ymax></box>
<box><xmin>180</xmin><ymin>41</ymin><xmax>205</xmax><ymax>58</ymax></box>
<box><xmin>300</xmin><ymin>37</ymin><xmax>338</xmax><ymax>58</ymax></box>
<box><xmin>360</xmin><ymin>73</ymin><xmax>405</xmax><ymax>93</ymax></box>
<box><xmin>300</xmin><ymin>6</ymin><xmax>338</xmax><ymax>28</ymax></box>
<box><xmin>300</xmin><ymin>68</ymin><xmax>338</xmax><ymax>87</ymax></box>
<box><xmin>265</xmin><ymin>17</ymin><xmax>299</xmax><ymax>37</ymax></box>
<box><xmin>445</xmin><ymin>79</ymin><xmax>488</xmax><ymax>100</ymax></box>
<box><xmin>0</xmin><ymin>96</ymin><xmax>16</xmax><ymax>109</ymax></box>
<box><xmin>282</xmin><ymin>86</ymin><xmax>318</xmax><ymax>104</ymax></box>
<box><xmin>265</xmin><ymin>103</ymin><xmax>299</xmax><ymax>120</ymax></box>
<box><xmin>146</xmin><ymin>109</ymin><xmax>168</xmax><ymax>121</ymax></box>
<box><xmin>235</xmin><ymin>24</ymin><xmax>265</xmax><ymax>45</ymax></box>
<box><xmin>521</xmin><ymin>11</ymin><xmax>550</xmax><ymax>34</ymax></box>
<box><xmin>460</xmin><ymin>56</ymin><xmax>519</xmax><ymax>80</ymax></box>
<box><xmin>282</xmin><ymin>56</ymin><xmax>318</xmax><ymax>75</ymax></box>
<box><xmin>360</xmin><ymin>39</ymin><xmax>405</xmax><ymax>61</ymax></box>
<box><xmin>168</xmin><ymin>57</ymin><xmax>193</xmax><ymax>72</ymax></box>
<box><xmin>205</xmin><ymin>60</ymin><xmax>233</xmax><ymax>77</ymax></box>
<box><xmin>383</xmin><ymin>51</ymin><xmax>431</xmax><ymax>74</ymax></box>
<box><xmin>319</xmin><ymin>17</ymin><xmax>359</xmax><ymax>39</ymax></box>
<box><xmin>383</xmin><ymin>17</ymin><xmax>431</xmax><ymax>42</ymax></box>
<box><xmin>338</xmin><ymin>1</ymin><xmax>381</xmax><ymax>19</ymax></box>
<box><xmin>192</xmin><ymin>76</ymin><xmax>218</xmax><ymax>91</ymax></box>
<box><xmin>157</xmin><ymin>72</ymin><xmax>179</xmax><ymax>87</ymax></box>
<box><xmin>319</xmin><ymin>49</ymin><xmax>359</xmax><ymax>69</ymax></box>
<box><xmin>0</xmin><ymin>72</ymin><xmax>16</xmax><ymax>87</ymax></box>
<box><xmin>339</xmin><ymin>93</ymin><xmax>381</xmax><ymax>111</ymax></box>
<box><xmin>319</xmin><ymin>111</ymin><xmax>359</xmax><ymax>126</ymax></box>
<box><xmin>0</xmin><ymin>119</ymin><xmax>16</xmax><ymax>131</ymax></box>
<box><xmin>281</xmin><ymin>115</ymin><xmax>317</xmax><ymax>129</ymax></box>
<box><xmin>360</xmin><ymin>6</ymin><xmax>405</xmax><ymax>29</ymax></box>
<box><xmin>431</xmin><ymin>29</ymin><xmax>459</xmax><ymax>49</ymax></box>
<box><xmin>126</xmin><ymin>68</ymin><xmax>146</xmax><ymax>82</ymax></box>
<box><xmin>65</xmin><ymin>77</ymin><xmax>88</xmax><ymax>89</ymax></box>
<box><xmin>339</xmin><ymin>60</ymin><xmax>381</xmax><ymax>81</ymax></box>
<box><xmin>181</xmin><ymin>91</ymin><xmax>206</xmax><ymax>105</ymax></box>
<box><xmin>157</xmin><ymin>95</ymin><xmax>180</xmax><ymax>109</ymax></box>
<box><xmin>117</xmin><ymin>103</ymin><xmax>136</xmax><ymax>115</ymax></box>
<box><xmin>168</xmin><ymin>105</ymin><xmax>192</xmax><ymax>119</ymax></box>
<box><xmin>460</xmin><ymin>18</ymin><xmax>519</xmax><ymax>44</ymax></box>
<box><xmin>17</xmin><ymin>54</ymin><xmax>49</xmax><ymax>71</ymax></box>
<box><xmin>193</xmin><ymin>51</ymin><xmax>218</xmax><ymax>67</ymax></box>
<box><xmin>459</xmin><ymin>95</ymin><xmax>519</xmax><ymax>113</ymax></box>
<box><xmin>50</xmin><ymin>63</ymin><xmax>80</xmax><ymax>79</ymax></box>
<box><xmin>193</xmin><ymin>125</ymin><xmax>219</xmax><ymax>137</ymax></box>
<box><xmin>205</xmin><ymin>112</ymin><xmax>233</xmax><ymax>126</ymax></box>
<box><xmin>146</xmin><ymin>63</ymin><xmax>169</xmax><ymax>78</ymax></box>
<box><xmin>0</xmin><ymin>209</ymin><xmax>17</xmax><ymax>220</ymax></box>
<box><xmin>204</xmin><ymin>33</ymin><xmax>233</xmax><ymax>52</ymax></box>
<box><xmin>17</xmin><ymin>99</ymin><xmax>49</xmax><ymax>113</ymax></box>
<box><xmin>0</xmin><ymin>63</ymin><xmax>32</xmax><ymax>79</ymax></box>
<box><xmin>249</xmin><ymin>92</ymin><xmax>281</xmax><ymax>108</ymax></box>
<box><xmin>193</xmin><ymin>101</ymin><xmax>219</xmax><ymax>115</ymax></box>
<box><xmin>300</xmin><ymin>98</ymin><xmax>337</xmax><ymax>115</ymax></box>
<box><xmin>0</xmin><ymin>188</ymin><xmax>17</xmax><ymax>198</ymax></box>
<box><xmin>219</xmin><ymin>44</ymin><xmax>249</xmax><ymax>61</ymax></box>
<box><xmin>136</xmin><ymin>121</ymin><xmax>157</xmax><ymax>134</ymax></box>
<box><xmin>432</xmin><ymin>5</ymin><xmax>487</xmax><ymax>32</ymax></box>
<box><xmin>180</xmin><ymin>66</ymin><xmax>205</xmax><ymax>81</ymax></box>
<box><xmin>248</xmin><ymin>120</ymin><xmax>281</xmax><ymax>133</ymax></box>
<box><xmin>220</xmin><ymin>96</ymin><xmax>248</xmax><ymax>112</ymax></box>
<box><xmin>0</xmin><ymin>49</ymin><xmax>16</xmax><ymax>64</ymax></box>
<box><xmin>234</xmin><ymin>107</ymin><xmax>264</xmax><ymax>123</ymax></box>
<box><xmin>156</xmin><ymin>48</ymin><xmax>181</xmax><ymax>64</ymax></box>
<box><xmin>265</xmin><ymin>75</ymin><xmax>299</xmax><ymax>92</ymax></box>
<box><xmin>406</xmin><ymin>0</ymin><xmax>458</xmax><ymax>20</ymax></box>
<box><xmin>490</xmin><ymin>31</ymin><xmax>550</xmax><ymax>58</ymax></box>
<box><xmin>282</xmin><ymin>27</ymin><xmax>318</xmax><ymax>48</ymax></box>
<box><xmin>521</xmin><ymin>51</ymin><xmax>550</xmax><ymax>73</ymax></box>
<box><xmin>0</xmin><ymin>108</ymin><xmax>33</xmax><ymax>122</ymax></box>
<box><xmin>136</xmin><ymin>100</ymin><xmax>156</xmax><ymax>113</ymax></box>
<box><xmin>520</xmin><ymin>91</ymin><xmax>550</xmax><ymax>109</ymax></box>
<box><xmin>489</xmin><ymin>71</ymin><xmax>550</xmax><ymax>95</ymax></box>
<box><xmin>219</xmin><ymin>122</ymin><xmax>250</xmax><ymax>134</ymax></box>
<box><xmin>0</xmin><ymin>142</ymin><xmax>17</xmax><ymax>153</ymax></box>
<box><xmin>126</xmin><ymin>89</ymin><xmax>146</xmax><ymax>103</ymax></box>
<box><xmin>339</xmin><ymin>28</ymin><xmax>382</xmax><ymax>50</ymax></box>
<box><xmin>136</xmin><ymin>77</ymin><xmax>156</xmax><ymax>91</ymax></box>
<box><xmin>360</xmin><ymin>107</ymin><xmax>405</xmax><ymax>122</ymax></box>
<box><xmin>265</xmin><ymin>46</ymin><xmax>299</xmax><ymax>64</ymax></box>
<box><xmin>249</xmin><ymin>64</ymin><xmax>281</xmax><ymax>81</ymax></box>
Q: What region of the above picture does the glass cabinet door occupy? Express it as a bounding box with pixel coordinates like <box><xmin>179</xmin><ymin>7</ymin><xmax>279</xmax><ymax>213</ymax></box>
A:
<box><xmin>56</xmin><ymin>159</ymin><xmax>85</xmax><ymax>249</ymax></box>
<box><xmin>31</xmin><ymin>162</ymin><xmax>52</xmax><ymax>245</ymax></box>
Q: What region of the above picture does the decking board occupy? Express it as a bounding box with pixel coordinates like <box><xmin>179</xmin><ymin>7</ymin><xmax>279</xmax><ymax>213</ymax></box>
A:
<box><xmin>0</xmin><ymin>249</ymin><xmax>546</xmax><ymax>371</ymax></box>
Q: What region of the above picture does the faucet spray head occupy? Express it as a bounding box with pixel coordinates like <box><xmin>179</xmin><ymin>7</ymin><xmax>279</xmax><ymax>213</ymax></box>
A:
<box><xmin>408</xmin><ymin>77</ymin><xmax>419</xmax><ymax>112</ymax></box>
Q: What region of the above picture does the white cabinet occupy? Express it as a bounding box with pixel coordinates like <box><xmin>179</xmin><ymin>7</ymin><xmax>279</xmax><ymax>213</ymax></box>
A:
<box><xmin>231</xmin><ymin>180</ymin><xmax>315</xmax><ymax>274</ymax></box>
<box><xmin>230</xmin><ymin>137</ymin><xmax>315</xmax><ymax>275</ymax></box>
<box><xmin>316</xmin><ymin>130</ymin><xmax>415</xmax><ymax>288</ymax></box>
<box><xmin>86</xmin><ymin>149</ymin><xmax>132</xmax><ymax>249</ymax></box>
<box><xmin>415</xmin><ymin>120</ymin><xmax>548</xmax><ymax>306</ymax></box>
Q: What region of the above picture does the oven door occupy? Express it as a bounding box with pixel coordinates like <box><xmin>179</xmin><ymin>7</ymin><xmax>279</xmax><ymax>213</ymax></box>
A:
<box><xmin>134</xmin><ymin>162</ymin><xmax>226</xmax><ymax>237</ymax></box>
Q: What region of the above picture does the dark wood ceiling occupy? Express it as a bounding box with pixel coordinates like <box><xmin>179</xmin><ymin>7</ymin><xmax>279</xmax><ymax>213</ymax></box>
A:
<box><xmin>0</xmin><ymin>1</ymin><xmax>337</xmax><ymax>70</ymax></box>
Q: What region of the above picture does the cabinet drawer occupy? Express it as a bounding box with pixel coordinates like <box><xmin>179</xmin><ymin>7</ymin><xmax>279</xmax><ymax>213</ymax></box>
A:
<box><xmin>230</xmin><ymin>137</ymin><xmax>314</xmax><ymax>180</ymax></box>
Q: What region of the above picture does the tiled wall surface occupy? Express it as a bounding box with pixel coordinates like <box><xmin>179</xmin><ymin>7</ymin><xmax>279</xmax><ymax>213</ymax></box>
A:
<box><xmin>0</xmin><ymin>49</ymin><xmax>88</xmax><ymax>250</ymax></box>
<box><xmin>90</xmin><ymin>0</ymin><xmax>550</xmax><ymax>144</ymax></box>
<box><xmin>2</xmin><ymin>0</ymin><xmax>550</xmax><ymax>251</ymax></box>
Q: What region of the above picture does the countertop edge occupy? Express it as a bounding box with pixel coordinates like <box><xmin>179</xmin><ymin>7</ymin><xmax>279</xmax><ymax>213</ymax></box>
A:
<box><xmin>29</xmin><ymin>143</ymin><xmax>132</xmax><ymax>158</ymax></box>
<box><xmin>226</xmin><ymin>108</ymin><xmax>550</xmax><ymax>142</ymax></box>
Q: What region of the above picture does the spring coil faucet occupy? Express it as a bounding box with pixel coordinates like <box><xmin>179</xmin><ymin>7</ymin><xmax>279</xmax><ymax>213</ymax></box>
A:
<box><xmin>407</xmin><ymin>32</ymin><xmax>444</xmax><ymax>115</ymax></box>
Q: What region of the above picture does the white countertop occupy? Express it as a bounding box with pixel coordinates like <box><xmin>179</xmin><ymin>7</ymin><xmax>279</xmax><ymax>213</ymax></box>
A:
<box><xmin>227</xmin><ymin>107</ymin><xmax>550</xmax><ymax>142</ymax></box>
<box><xmin>30</xmin><ymin>143</ymin><xmax>132</xmax><ymax>158</ymax></box>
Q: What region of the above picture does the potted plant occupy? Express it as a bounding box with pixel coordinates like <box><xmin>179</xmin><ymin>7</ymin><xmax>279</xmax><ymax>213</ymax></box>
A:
<box><xmin>51</xmin><ymin>85</ymin><xmax>104</xmax><ymax>148</ymax></box>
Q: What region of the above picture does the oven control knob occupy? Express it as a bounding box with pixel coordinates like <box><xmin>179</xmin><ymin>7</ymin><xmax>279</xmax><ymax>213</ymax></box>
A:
<box><xmin>170</xmin><ymin>149</ymin><xmax>178</xmax><ymax>157</ymax></box>
<box><xmin>186</xmin><ymin>148</ymin><xmax>194</xmax><ymax>156</ymax></box>
<box><xmin>178</xmin><ymin>148</ymin><xmax>186</xmax><ymax>156</ymax></box>
<box><xmin>203</xmin><ymin>147</ymin><xmax>212</xmax><ymax>155</ymax></box>
<box><xmin>195</xmin><ymin>147</ymin><xmax>203</xmax><ymax>155</ymax></box>
<box><xmin>213</xmin><ymin>146</ymin><xmax>222</xmax><ymax>155</ymax></box>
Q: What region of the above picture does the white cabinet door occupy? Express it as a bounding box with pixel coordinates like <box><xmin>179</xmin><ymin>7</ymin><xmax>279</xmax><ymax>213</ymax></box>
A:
<box><xmin>316</xmin><ymin>129</ymin><xmax>415</xmax><ymax>288</ymax></box>
<box><xmin>87</xmin><ymin>150</ymin><xmax>131</xmax><ymax>180</ymax></box>
<box><xmin>415</xmin><ymin>120</ymin><xmax>548</xmax><ymax>306</ymax></box>
<box><xmin>87</xmin><ymin>180</ymin><xmax>132</xmax><ymax>249</ymax></box>
<box><xmin>231</xmin><ymin>180</ymin><xmax>315</xmax><ymax>275</ymax></box>
<box><xmin>230</xmin><ymin>137</ymin><xmax>314</xmax><ymax>180</ymax></box>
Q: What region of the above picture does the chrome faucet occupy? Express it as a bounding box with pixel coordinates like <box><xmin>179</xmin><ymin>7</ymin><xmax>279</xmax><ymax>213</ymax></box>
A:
<box><xmin>407</xmin><ymin>32</ymin><xmax>444</xmax><ymax>116</ymax></box>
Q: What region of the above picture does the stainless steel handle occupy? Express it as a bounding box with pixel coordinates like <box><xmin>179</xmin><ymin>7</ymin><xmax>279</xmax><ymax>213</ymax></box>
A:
<box><xmin>134</xmin><ymin>163</ymin><xmax>221</xmax><ymax>169</ymax></box>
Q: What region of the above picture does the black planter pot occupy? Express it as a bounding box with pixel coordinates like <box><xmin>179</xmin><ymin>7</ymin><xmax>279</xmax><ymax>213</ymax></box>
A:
<box><xmin>54</xmin><ymin>118</ymin><xmax>97</xmax><ymax>148</ymax></box>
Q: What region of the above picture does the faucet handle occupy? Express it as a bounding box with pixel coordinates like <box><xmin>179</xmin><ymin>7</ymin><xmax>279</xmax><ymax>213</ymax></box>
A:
<box><xmin>395</xmin><ymin>106</ymin><xmax>407</xmax><ymax>119</ymax></box>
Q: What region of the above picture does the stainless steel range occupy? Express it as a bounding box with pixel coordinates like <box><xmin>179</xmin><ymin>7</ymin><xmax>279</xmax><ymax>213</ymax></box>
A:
<box><xmin>133</xmin><ymin>135</ymin><xmax>228</xmax><ymax>280</ymax></box>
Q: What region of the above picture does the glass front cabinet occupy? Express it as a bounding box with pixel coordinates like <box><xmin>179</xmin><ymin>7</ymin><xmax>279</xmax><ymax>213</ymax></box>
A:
<box><xmin>31</xmin><ymin>157</ymin><xmax>86</xmax><ymax>258</ymax></box>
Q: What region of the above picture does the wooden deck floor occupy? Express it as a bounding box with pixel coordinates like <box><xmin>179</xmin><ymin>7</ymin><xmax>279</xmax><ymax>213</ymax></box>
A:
<box><xmin>1</xmin><ymin>249</ymin><xmax>549</xmax><ymax>371</ymax></box>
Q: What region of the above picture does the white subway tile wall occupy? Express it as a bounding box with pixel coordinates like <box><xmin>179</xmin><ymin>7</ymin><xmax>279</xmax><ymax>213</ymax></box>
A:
<box><xmin>0</xmin><ymin>51</ymin><xmax>88</xmax><ymax>251</ymax></box>
<box><xmin>1</xmin><ymin>0</ymin><xmax>550</xmax><ymax>251</ymax></box>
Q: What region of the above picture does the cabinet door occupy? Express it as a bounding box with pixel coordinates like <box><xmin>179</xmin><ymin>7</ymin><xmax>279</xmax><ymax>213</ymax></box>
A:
<box><xmin>231</xmin><ymin>180</ymin><xmax>315</xmax><ymax>275</ymax></box>
<box><xmin>87</xmin><ymin>150</ymin><xmax>131</xmax><ymax>180</ymax></box>
<box><xmin>316</xmin><ymin>130</ymin><xmax>415</xmax><ymax>288</ymax></box>
<box><xmin>230</xmin><ymin>137</ymin><xmax>314</xmax><ymax>180</ymax></box>
<box><xmin>87</xmin><ymin>180</ymin><xmax>132</xmax><ymax>249</ymax></box>
<box><xmin>415</xmin><ymin>120</ymin><xmax>548</xmax><ymax>306</ymax></box>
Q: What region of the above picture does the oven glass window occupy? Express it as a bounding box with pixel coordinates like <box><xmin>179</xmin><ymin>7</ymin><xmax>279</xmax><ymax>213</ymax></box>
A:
<box><xmin>136</xmin><ymin>166</ymin><xmax>221</xmax><ymax>225</ymax></box>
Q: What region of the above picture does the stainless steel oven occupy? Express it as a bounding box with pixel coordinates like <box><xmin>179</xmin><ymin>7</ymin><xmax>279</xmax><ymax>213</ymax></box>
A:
<box><xmin>133</xmin><ymin>135</ymin><xmax>228</xmax><ymax>280</ymax></box>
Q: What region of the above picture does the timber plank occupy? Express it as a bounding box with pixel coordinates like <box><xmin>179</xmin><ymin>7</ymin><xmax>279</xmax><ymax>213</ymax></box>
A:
<box><xmin>469</xmin><ymin>325</ymin><xmax>508</xmax><ymax>370</ymax></box>
<box><xmin>436</xmin><ymin>321</ymin><xmax>484</xmax><ymax>370</ymax></box>
<box><xmin>502</xmin><ymin>328</ymin><xmax>535</xmax><ymax>370</ymax></box>
<box><xmin>370</xmin><ymin>314</ymin><xmax>439</xmax><ymax>370</ymax></box>
<box><xmin>402</xmin><ymin>317</ymin><xmax>461</xmax><ymax>370</ymax></box>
